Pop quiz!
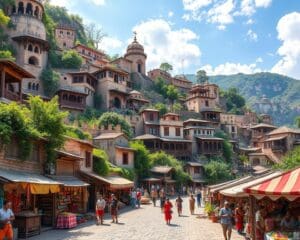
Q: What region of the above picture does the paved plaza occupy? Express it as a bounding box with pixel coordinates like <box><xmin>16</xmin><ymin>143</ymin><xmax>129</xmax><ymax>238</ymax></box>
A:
<box><xmin>31</xmin><ymin>197</ymin><xmax>244</xmax><ymax>240</ymax></box>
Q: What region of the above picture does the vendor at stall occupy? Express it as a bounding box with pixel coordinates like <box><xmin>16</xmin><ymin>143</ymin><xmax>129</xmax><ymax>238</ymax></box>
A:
<box><xmin>280</xmin><ymin>212</ymin><xmax>297</xmax><ymax>231</ymax></box>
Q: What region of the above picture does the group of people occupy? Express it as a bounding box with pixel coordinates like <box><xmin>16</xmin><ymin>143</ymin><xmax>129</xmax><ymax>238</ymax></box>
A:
<box><xmin>129</xmin><ymin>189</ymin><xmax>142</xmax><ymax>209</ymax></box>
<box><xmin>95</xmin><ymin>194</ymin><xmax>119</xmax><ymax>225</ymax></box>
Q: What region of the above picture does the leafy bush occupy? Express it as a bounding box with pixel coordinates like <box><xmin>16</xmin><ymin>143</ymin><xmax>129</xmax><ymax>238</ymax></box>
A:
<box><xmin>130</xmin><ymin>141</ymin><xmax>151</xmax><ymax>181</ymax></box>
<box><xmin>0</xmin><ymin>50</ymin><xmax>14</xmax><ymax>60</ymax></box>
<box><xmin>204</xmin><ymin>160</ymin><xmax>232</xmax><ymax>184</ymax></box>
<box><xmin>61</xmin><ymin>50</ymin><xmax>83</xmax><ymax>69</ymax></box>
<box><xmin>153</xmin><ymin>103</ymin><xmax>168</xmax><ymax>115</ymax></box>
<box><xmin>40</xmin><ymin>67</ymin><xmax>60</xmax><ymax>97</ymax></box>
<box><xmin>98</xmin><ymin>112</ymin><xmax>132</xmax><ymax>138</ymax></box>
<box><xmin>274</xmin><ymin>146</ymin><xmax>300</xmax><ymax>171</ymax></box>
<box><xmin>214</xmin><ymin>130</ymin><xmax>233</xmax><ymax>162</ymax></box>
<box><xmin>65</xmin><ymin>126</ymin><xmax>92</xmax><ymax>140</ymax></box>
<box><xmin>93</xmin><ymin>149</ymin><xmax>110</xmax><ymax>176</ymax></box>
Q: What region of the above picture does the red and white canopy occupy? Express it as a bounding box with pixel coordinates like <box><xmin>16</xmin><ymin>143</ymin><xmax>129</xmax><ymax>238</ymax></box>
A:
<box><xmin>245</xmin><ymin>167</ymin><xmax>300</xmax><ymax>201</ymax></box>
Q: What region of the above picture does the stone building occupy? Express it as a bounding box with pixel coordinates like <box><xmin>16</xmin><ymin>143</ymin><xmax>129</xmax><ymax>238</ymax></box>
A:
<box><xmin>93</xmin><ymin>125</ymin><xmax>135</xmax><ymax>169</ymax></box>
<box><xmin>55</xmin><ymin>24</ymin><xmax>76</xmax><ymax>50</ymax></box>
<box><xmin>6</xmin><ymin>0</ymin><xmax>49</xmax><ymax>96</ymax></box>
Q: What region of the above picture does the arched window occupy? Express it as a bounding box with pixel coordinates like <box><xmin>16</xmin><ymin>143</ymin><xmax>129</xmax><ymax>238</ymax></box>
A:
<box><xmin>28</xmin><ymin>82</ymin><xmax>31</xmax><ymax>90</ymax></box>
<box><xmin>28</xmin><ymin>44</ymin><xmax>33</xmax><ymax>52</ymax></box>
<box><xmin>26</xmin><ymin>3</ymin><xmax>33</xmax><ymax>15</ymax></box>
<box><xmin>113</xmin><ymin>97</ymin><xmax>121</xmax><ymax>109</ymax></box>
<box><xmin>36</xmin><ymin>83</ymin><xmax>39</xmax><ymax>91</ymax></box>
<box><xmin>34</xmin><ymin>46</ymin><xmax>39</xmax><ymax>53</ymax></box>
<box><xmin>18</xmin><ymin>2</ymin><xmax>24</xmax><ymax>14</ymax></box>
<box><xmin>12</xmin><ymin>5</ymin><xmax>16</xmax><ymax>14</ymax></box>
<box><xmin>32</xmin><ymin>83</ymin><xmax>36</xmax><ymax>90</ymax></box>
<box><xmin>137</xmin><ymin>63</ymin><xmax>142</xmax><ymax>73</ymax></box>
<box><xmin>34</xmin><ymin>6</ymin><xmax>39</xmax><ymax>18</ymax></box>
<box><xmin>28</xmin><ymin>56</ymin><xmax>38</xmax><ymax>66</ymax></box>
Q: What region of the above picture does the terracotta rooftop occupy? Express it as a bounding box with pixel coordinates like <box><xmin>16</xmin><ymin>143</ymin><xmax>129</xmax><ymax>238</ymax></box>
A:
<box><xmin>94</xmin><ymin>132</ymin><xmax>124</xmax><ymax>140</ymax></box>
<box><xmin>267</xmin><ymin>126</ymin><xmax>300</xmax><ymax>135</ymax></box>
<box><xmin>134</xmin><ymin>134</ymin><xmax>160</xmax><ymax>140</ymax></box>
<box><xmin>150</xmin><ymin>166</ymin><xmax>174</xmax><ymax>174</ymax></box>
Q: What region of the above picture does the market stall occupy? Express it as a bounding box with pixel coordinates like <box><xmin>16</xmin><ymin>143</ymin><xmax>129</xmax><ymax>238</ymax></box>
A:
<box><xmin>0</xmin><ymin>168</ymin><xmax>61</xmax><ymax>237</ymax></box>
<box><xmin>244</xmin><ymin>167</ymin><xmax>300</xmax><ymax>240</ymax></box>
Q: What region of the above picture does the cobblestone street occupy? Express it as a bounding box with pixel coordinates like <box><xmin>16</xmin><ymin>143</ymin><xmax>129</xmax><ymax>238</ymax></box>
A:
<box><xmin>31</xmin><ymin>197</ymin><xmax>244</xmax><ymax>240</ymax></box>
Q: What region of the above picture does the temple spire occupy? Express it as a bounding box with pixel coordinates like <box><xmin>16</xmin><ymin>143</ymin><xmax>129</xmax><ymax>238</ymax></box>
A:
<box><xmin>133</xmin><ymin>31</ymin><xmax>137</xmax><ymax>42</ymax></box>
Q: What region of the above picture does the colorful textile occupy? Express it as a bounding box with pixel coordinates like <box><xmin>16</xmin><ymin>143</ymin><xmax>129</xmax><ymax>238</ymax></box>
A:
<box><xmin>164</xmin><ymin>202</ymin><xmax>173</xmax><ymax>221</ymax></box>
<box><xmin>56</xmin><ymin>214</ymin><xmax>77</xmax><ymax>229</ymax></box>
<box><xmin>0</xmin><ymin>224</ymin><xmax>13</xmax><ymax>240</ymax></box>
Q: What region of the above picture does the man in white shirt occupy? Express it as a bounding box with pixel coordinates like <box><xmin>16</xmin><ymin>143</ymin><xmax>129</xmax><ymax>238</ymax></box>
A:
<box><xmin>0</xmin><ymin>200</ymin><xmax>15</xmax><ymax>240</ymax></box>
<box><xmin>95</xmin><ymin>195</ymin><xmax>106</xmax><ymax>225</ymax></box>
<box><xmin>130</xmin><ymin>190</ymin><xmax>137</xmax><ymax>208</ymax></box>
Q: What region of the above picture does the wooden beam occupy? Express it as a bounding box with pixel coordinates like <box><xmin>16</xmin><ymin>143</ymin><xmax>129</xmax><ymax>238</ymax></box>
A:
<box><xmin>1</xmin><ymin>69</ymin><xmax>5</xmax><ymax>98</ymax></box>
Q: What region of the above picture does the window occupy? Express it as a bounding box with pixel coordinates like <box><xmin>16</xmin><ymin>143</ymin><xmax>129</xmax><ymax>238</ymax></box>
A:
<box><xmin>28</xmin><ymin>82</ymin><xmax>31</xmax><ymax>90</ymax></box>
<box><xmin>28</xmin><ymin>56</ymin><xmax>38</xmax><ymax>66</ymax></box>
<box><xmin>194</xmin><ymin>167</ymin><xmax>200</xmax><ymax>174</ymax></box>
<box><xmin>122</xmin><ymin>153</ymin><xmax>129</xmax><ymax>165</ymax></box>
<box><xmin>164</xmin><ymin>127</ymin><xmax>169</xmax><ymax>136</ymax></box>
<box><xmin>149</xmin><ymin>113</ymin><xmax>154</xmax><ymax>121</ymax></box>
<box><xmin>176</xmin><ymin>128</ymin><xmax>181</xmax><ymax>136</ymax></box>
<box><xmin>34</xmin><ymin>46</ymin><xmax>39</xmax><ymax>53</ymax></box>
<box><xmin>205</xmin><ymin>100</ymin><xmax>209</xmax><ymax>107</ymax></box>
<box><xmin>85</xmin><ymin>151</ymin><xmax>91</xmax><ymax>168</ymax></box>
<box><xmin>28</xmin><ymin>44</ymin><xmax>33</xmax><ymax>52</ymax></box>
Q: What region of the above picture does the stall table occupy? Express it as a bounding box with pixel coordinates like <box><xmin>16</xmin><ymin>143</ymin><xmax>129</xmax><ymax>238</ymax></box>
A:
<box><xmin>56</xmin><ymin>213</ymin><xmax>77</xmax><ymax>229</ymax></box>
<box><xmin>265</xmin><ymin>231</ymin><xmax>300</xmax><ymax>240</ymax></box>
<box><xmin>15</xmin><ymin>212</ymin><xmax>41</xmax><ymax>239</ymax></box>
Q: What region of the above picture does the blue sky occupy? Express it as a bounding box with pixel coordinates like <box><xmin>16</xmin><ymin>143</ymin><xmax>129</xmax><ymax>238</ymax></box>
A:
<box><xmin>50</xmin><ymin>0</ymin><xmax>300</xmax><ymax>79</ymax></box>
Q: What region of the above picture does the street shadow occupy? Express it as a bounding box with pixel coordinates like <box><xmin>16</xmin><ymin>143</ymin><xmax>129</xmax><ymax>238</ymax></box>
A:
<box><xmin>168</xmin><ymin>223</ymin><xmax>180</xmax><ymax>227</ymax></box>
<box><xmin>116</xmin><ymin>222</ymin><xmax>125</xmax><ymax>225</ymax></box>
<box><xmin>179</xmin><ymin>215</ymin><xmax>189</xmax><ymax>217</ymax></box>
<box><xmin>100</xmin><ymin>223</ymin><xmax>111</xmax><ymax>226</ymax></box>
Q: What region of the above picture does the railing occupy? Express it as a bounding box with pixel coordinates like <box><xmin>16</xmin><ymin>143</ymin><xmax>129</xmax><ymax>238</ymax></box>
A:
<box><xmin>4</xmin><ymin>90</ymin><xmax>20</xmax><ymax>101</ymax></box>
<box><xmin>60</xmin><ymin>100</ymin><xmax>86</xmax><ymax>110</ymax></box>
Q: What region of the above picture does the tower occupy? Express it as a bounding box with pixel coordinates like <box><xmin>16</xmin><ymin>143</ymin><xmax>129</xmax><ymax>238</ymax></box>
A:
<box><xmin>124</xmin><ymin>32</ymin><xmax>147</xmax><ymax>74</ymax></box>
<box><xmin>7</xmin><ymin>0</ymin><xmax>49</xmax><ymax>95</ymax></box>
<box><xmin>55</xmin><ymin>24</ymin><xmax>76</xmax><ymax>50</ymax></box>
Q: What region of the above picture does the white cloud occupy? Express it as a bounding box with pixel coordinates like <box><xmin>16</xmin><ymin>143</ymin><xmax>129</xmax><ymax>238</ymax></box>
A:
<box><xmin>201</xmin><ymin>62</ymin><xmax>262</xmax><ymax>76</ymax></box>
<box><xmin>168</xmin><ymin>11</ymin><xmax>174</xmax><ymax>17</ymax></box>
<box><xmin>246</xmin><ymin>18</ymin><xmax>254</xmax><ymax>24</ymax></box>
<box><xmin>100</xmin><ymin>36</ymin><xmax>123</xmax><ymax>53</ymax></box>
<box><xmin>207</xmin><ymin>0</ymin><xmax>235</xmax><ymax>28</ymax></box>
<box><xmin>256</xmin><ymin>57</ymin><xmax>263</xmax><ymax>63</ymax></box>
<box><xmin>182</xmin><ymin>0</ymin><xmax>213</xmax><ymax>11</ymax></box>
<box><xmin>247</xmin><ymin>29</ymin><xmax>258</xmax><ymax>41</ymax></box>
<box><xmin>255</xmin><ymin>0</ymin><xmax>272</xmax><ymax>8</ymax></box>
<box><xmin>50</xmin><ymin>0</ymin><xmax>70</xmax><ymax>7</ymax></box>
<box><xmin>132</xmin><ymin>19</ymin><xmax>201</xmax><ymax>73</ymax></box>
<box><xmin>182</xmin><ymin>0</ymin><xmax>272</xmax><ymax>29</ymax></box>
<box><xmin>272</xmin><ymin>12</ymin><xmax>300</xmax><ymax>79</ymax></box>
<box><xmin>50</xmin><ymin>0</ymin><xmax>105</xmax><ymax>8</ymax></box>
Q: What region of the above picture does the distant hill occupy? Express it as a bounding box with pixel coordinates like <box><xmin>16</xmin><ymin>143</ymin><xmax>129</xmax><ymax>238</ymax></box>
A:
<box><xmin>186</xmin><ymin>72</ymin><xmax>300</xmax><ymax>126</ymax></box>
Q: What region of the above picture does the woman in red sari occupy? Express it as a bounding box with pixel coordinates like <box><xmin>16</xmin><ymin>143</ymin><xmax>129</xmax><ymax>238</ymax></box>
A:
<box><xmin>235</xmin><ymin>203</ymin><xmax>244</xmax><ymax>234</ymax></box>
<box><xmin>164</xmin><ymin>198</ymin><xmax>173</xmax><ymax>225</ymax></box>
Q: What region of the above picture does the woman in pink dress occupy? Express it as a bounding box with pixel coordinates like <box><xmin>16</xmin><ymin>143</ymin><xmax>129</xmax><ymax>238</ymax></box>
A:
<box><xmin>164</xmin><ymin>198</ymin><xmax>173</xmax><ymax>225</ymax></box>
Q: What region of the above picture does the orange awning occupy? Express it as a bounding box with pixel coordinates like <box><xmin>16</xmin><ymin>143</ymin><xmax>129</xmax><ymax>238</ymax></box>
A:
<box><xmin>245</xmin><ymin>167</ymin><xmax>300</xmax><ymax>201</ymax></box>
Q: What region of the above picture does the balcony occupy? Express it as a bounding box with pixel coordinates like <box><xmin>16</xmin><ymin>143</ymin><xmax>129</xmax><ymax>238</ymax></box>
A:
<box><xmin>60</xmin><ymin>100</ymin><xmax>86</xmax><ymax>111</ymax></box>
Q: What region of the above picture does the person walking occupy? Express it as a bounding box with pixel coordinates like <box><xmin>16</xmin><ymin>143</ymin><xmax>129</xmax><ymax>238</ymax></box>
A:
<box><xmin>235</xmin><ymin>203</ymin><xmax>244</xmax><ymax>234</ymax></box>
<box><xmin>219</xmin><ymin>201</ymin><xmax>233</xmax><ymax>240</ymax></box>
<box><xmin>136</xmin><ymin>189</ymin><xmax>142</xmax><ymax>208</ymax></box>
<box><xmin>95</xmin><ymin>195</ymin><xmax>106</xmax><ymax>225</ymax></box>
<box><xmin>130</xmin><ymin>189</ymin><xmax>137</xmax><ymax>208</ymax></box>
<box><xmin>0</xmin><ymin>200</ymin><xmax>15</xmax><ymax>240</ymax></box>
<box><xmin>151</xmin><ymin>188</ymin><xmax>158</xmax><ymax>207</ymax></box>
<box><xmin>189</xmin><ymin>194</ymin><xmax>196</xmax><ymax>215</ymax></box>
<box><xmin>175</xmin><ymin>195</ymin><xmax>183</xmax><ymax>217</ymax></box>
<box><xmin>163</xmin><ymin>198</ymin><xmax>173</xmax><ymax>225</ymax></box>
<box><xmin>196</xmin><ymin>187</ymin><xmax>202</xmax><ymax>208</ymax></box>
<box><xmin>159</xmin><ymin>188</ymin><xmax>166</xmax><ymax>213</ymax></box>
<box><xmin>110</xmin><ymin>194</ymin><xmax>119</xmax><ymax>224</ymax></box>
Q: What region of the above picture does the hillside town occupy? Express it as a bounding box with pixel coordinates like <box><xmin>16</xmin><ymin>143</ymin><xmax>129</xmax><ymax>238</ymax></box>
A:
<box><xmin>0</xmin><ymin>1</ymin><xmax>299</xmax><ymax>240</ymax></box>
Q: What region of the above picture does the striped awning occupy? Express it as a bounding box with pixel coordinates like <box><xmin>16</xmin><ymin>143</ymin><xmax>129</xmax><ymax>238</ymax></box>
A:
<box><xmin>245</xmin><ymin>168</ymin><xmax>300</xmax><ymax>201</ymax></box>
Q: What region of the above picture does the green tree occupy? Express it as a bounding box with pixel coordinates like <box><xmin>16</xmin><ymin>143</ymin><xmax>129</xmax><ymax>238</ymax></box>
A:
<box><xmin>61</xmin><ymin>50</ymin><xmax>83</xmax><ymax>69</ymax></box>
<box><xmin>154</xmin><ymin>103</ymin><xmax>168</xmax><ymax>115</ymax></box>
<box><xmin>0</xmin><ymin>50</ymin><xmax>14</xmax><ymax>60</ymax></box>
<box><xmin>196</xmin><ymin>70</ymin><xmax>209</xmax><ymax>84</ymax></box>
<box><xmin>296</xmin><ymin>117</ymin><xmax>300</xmax><ymax>128</ymax></box>
<box><xmin>40</xmin><ymin>67</ymin><xmax>60</xmax><ymax>97</ymax></box>
<box><xmin>149</xmin><ymin>151</ymin><xmax>191</xmax><ymax>185</ymax></box>
<box><xmin>166</xmin><ymin>85</ymin><xmax>179</xmax><ymax>106</ymax></box>
<box><xmin>221</xmin><ymin>88</ymin><xmax>246</xmax><ymax>114</ymax></box>
<box><xmin>98</xmin><ymin>112</ymin><xmax>133</xmax><ymax>138</ymax></box>
<box><xmin>154</xmin><ymin>77</ymin><xmax>168</xmax><ymax>97</ymax></box>
<box><xmin>130</xmin><ymin>141</ymin><xmax>151</xmax><ymax>181</ymax></box>
<box><xmin>160</xmin><ymin>62</ymin><xmax>173</xmax><ymax>73</ymax></box>
<box><xmin>214</xmin><ymin>130</ymin><xmax>233</xmax><ymax>162</ymax></box>
<box><xmin>0</xmin><ymin>102</ymin><xmax>39</xmax><ymax>158</ymax></box>
<box><xmin>204</xmin><ymin>160</ymin><xmax>232</xmax><ymax>184</ymax></box>
<box><xmin>93</xmin><ymin>148</ymin><xmax>110</xmax><ymax>176</ymax></box>
<box><xmin>28</xmin><ymin>96</ymin><xmax>68</xmax><ymax>164</ymax></box>
<box><xmin>274</xmin><ymin>146</ymin><xmax>300</xmax><ymax>171</ymax></box>
<box><xmin>0</xmin><ymin>8</ymin><xmax>15</xmax><ymax>58</ymax></box>
<box><xmin>173</xmin><ymin>102</ymin><xmax>183</xmax><ymax>113</ymax></box>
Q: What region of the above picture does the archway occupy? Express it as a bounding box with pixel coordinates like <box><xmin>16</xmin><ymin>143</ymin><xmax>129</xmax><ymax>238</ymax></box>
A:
<box><xmin>18</xmin><ymin>2</ymin><xmax>24</xmax><ymax>14</ymax></box>
<box><xmin>26</xmin><ymin>3</ymin><xmax>33</xmax><ymax>15</ymax></box>
<box><xmin>28</xmin><ymin>56</ymin><xmax>39</xmax><ymax>66</ymax></box>
<box><xmin>113</xmin><ymin>97</ymin><xmax>121</xmax><ymax>109</ymax></box>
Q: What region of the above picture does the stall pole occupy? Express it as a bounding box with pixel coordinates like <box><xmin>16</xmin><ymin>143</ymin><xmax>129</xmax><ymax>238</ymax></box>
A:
<box><xmin>250</xmin><ymin>195</ymin><xmax>256</xmax><ymax>240</ymax></box>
